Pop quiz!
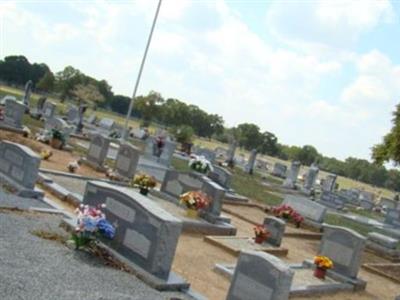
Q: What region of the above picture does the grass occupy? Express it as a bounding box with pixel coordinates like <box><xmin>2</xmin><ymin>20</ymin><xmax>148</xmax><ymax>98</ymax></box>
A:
<box><xmin>230</xmin><ymin>167</ymin><xmax>283</xmax><ymax>206</ymax></box>
<box><xmin>347</xmin><ymin>208</ymin><xmax>384</xmax><ymax>222</ymax></box>
<box><xmin>171</xmin><ymin>157</ymin><xmax>192</xmax><ymax>172</ymax></box>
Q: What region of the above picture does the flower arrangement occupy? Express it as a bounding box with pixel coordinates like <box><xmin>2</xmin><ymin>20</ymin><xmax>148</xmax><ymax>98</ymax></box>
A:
<box><xmin>188</xmin><ymin>155</ymin><xmax>214</xmax><ymax>174</ymax></box>
<box><xmin>70</xmin><ymin>204</ymin><xmax>115</xmax><ymax>249</ymax></box>
<box><xmin>132</xmin><ymin>173</ymin><xmax>157</xmax><ymax>195</ymax></box>
<box><xmin>50</xmin><ymin>128</ymin><xmax>65</xmax><ymax>149</ymax></box>
<box><xmin>272</xmin><ymin>204</ymin><xmax>304</xmax><ymax>227</ymax></box>
<box><xmin>180</xmin><ymin>191</ymin><xmax>211</xmax><ymax>211</ymax></box>
<box><xmin>253</xmin><ymin>225</ymin><xmax>270</xmax><ymax>244</ymax></box>
<box><xmin>67</xmin><ymin>160</ymin><xmax>80</xmax><ymax>173</ymax></box>
<box><xmin>313</xmin><ymin>255</ymin><xmax>333</xmax><ymax>279</ymax></box>
<box><xmin>40</xmin><ymin>149</ymin><xmax>53</xmax><ymax>160</ymax></box>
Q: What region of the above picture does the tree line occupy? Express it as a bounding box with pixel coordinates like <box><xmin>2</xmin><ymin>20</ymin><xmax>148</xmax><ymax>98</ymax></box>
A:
<box><xmin>1</xmin><ymin>55</ymin><xmax>400</xmax><ymax>191</ymax></box>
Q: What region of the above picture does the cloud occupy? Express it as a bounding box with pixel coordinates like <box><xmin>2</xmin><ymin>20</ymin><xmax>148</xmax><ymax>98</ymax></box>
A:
<box><xmin>267</xmin><ymin>0</ymin><xmax>395</xmax><ymax>52</ymax></box>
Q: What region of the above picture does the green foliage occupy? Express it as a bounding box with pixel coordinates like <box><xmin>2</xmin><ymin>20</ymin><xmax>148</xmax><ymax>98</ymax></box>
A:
<box><xmin>51</xmin><ymin>128</ymin><xmax>65</xmax><ymax>144</ymax></box>
<box><xmin>36</xmin><ymin>71</ymin><xmax>55</xmax><ymax>91</ymax></box>
<box><xmin>372</xmin><ymin>103</ymin><xmax>400</xmax><ymax>165</ymax></box>
<box><xmin>170</xmin><ymin>125</ymin><xmax>195</xmax><ymax>144</ymax></box>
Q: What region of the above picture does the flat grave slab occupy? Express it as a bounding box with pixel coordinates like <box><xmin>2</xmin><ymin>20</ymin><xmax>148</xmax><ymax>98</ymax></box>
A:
<box><xmin>362</xmin><ymin>263</ymin><xmax>400</xmax><ymax>284</ymax></box>
<box><xmin>204</xmin><ymin>236</ymin><xmax>288</xmax><ymax>257</ymax></box>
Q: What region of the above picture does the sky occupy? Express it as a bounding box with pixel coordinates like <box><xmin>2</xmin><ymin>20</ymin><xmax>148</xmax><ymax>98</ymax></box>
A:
<box><xmin>1</xmin><ymin>0</ymin><xmax>400</xmax><ymax>161</ymax></box>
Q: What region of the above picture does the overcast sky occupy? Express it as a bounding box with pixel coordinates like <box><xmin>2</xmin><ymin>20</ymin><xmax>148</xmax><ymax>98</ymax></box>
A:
<box><xmin>1</xmin><ymin>0</ymin><xmax>400</xmax><ymax>161</ymax></box>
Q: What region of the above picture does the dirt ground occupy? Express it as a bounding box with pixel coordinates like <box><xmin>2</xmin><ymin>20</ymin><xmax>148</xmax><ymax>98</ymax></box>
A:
<box><xmin>2</xmin><ymin>130</ymin><xmax>399</xmax><ymax>300</ymax></box>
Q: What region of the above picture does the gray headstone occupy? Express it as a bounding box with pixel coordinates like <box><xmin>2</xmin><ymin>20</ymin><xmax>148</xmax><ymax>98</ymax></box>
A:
<box><xmin>22</xmin><ymin>80</ymin><xmax>33</xmax><ymax>106</ymax></box>
<box><xmin>272</xmin><ymin>163</ymin><xmax>287</xmax><ymax>178</ymax></box>
<box><xmin>282</xmin><ymin>161</ymin><xmax>300</xmax><ymax>189</ymax></box>
<box><xmin>367</xmin><ymin>232</ymin><xmax>398</xmax><ymax>249</ymax></box>
<box><xmin>322</xmin><ymin>174</ymin><xmax>337</xmax><ymax>192</ymax></box>
<box><xmin>83</xmin><ymin>181</ymin><xmax>182</xmax><ymax>280</ymax></box>
<box><xmin>208</xmin><ymin>165</ymin><xmax>232</xmax><ymax>188</ymax></box>
<box><xmin>98</xmin><ymin>118</ymin><xmax>115</xmax><ymax>131</ymax></box>
<box><xmin>42</xmin><ymin>101</ymin><xmax>56</xmax><ymax>119</ymax></box>
<box><xmin>359</xmin><ymin>191</ymin><xmax>375</xmax><ymax>203</ymax></box>
<box><xmin>45</xmin><ymin>117</ymin><xmax>74</xmax><ymax>142</ymax></box>
<box><xmin>0</xmin><ymin>141</ymin><xmax>40</xmax><ymax>192</ymax></box>
<box><xmin>66</xmin><ymin>106</ymin><xmax>79</xmax><ymax>124</ymax></box>
<box><xmin>319</xmin><ymin>225</ymin><xmax>366</xmax><ymax>278</ymax></box>
<box><xmin>3</xmin><ymin>99</ymin><xmax>26</xmax><ymax>128</ymax></box>
<box><xmin>303</xmin><ymin>164</ymin><xmax>319</xmax><ymax>192</ymax></box>
<box><xmin>360</xmin><ymin>199</ymin><xmax>374</xmax><ymax>211</ymax></box>
<box><xmin>379</xmin><ymin>197</ymin><xmax>397</xmax><ymax>210</ymax></box>
<box><xmin>263</xmin><ymin>216</ymin><xmax>286</xmax><ymax>247</ymax></box>
<box><xmin>144</xmin><ymin>137</ymin><xmax>177</xmax><ymax>166</ymax></box>
<box><xmin>318</xmin><ymin>191</ymin><xmax>345</xmax><ymax>210</ymax></box>
<box><xmin>227</xmin><ymin>251</ymin><xmax>294</xmax><ymax>300</ymax></box>
<box><xmin>282</xmin><ymin>195</ymin><xmax>327</xmax><ymax>223</ymax></box>
<box><xmin>244</xmin><ymin>149</ymin><xmax>257</xmax><ymax>174</ymax></box>
<box><xmin>87</xmin><ymin>134</ymin><xmax>111</xmax><ymax>167</ymax></box>
<box><xmin>115</xmin><ymin>143</ymin><xmax>140</xmax><ymax>179</ymax></box>
<box><xmin>338</xmin><ymin>189</ymin><xmax>360</xmax><ymax>205</ymax></box>
<box><xmin>226</xmin><ymin>141</ymin><xmax>237</xmax><ymax>163</ymax></box>
<box><xmin>194</xmin><ymin>148</ymin><xmax>216</xmax><ymax>163</ymax></box>
<box><xmin>385</xmin><ymin>208</ymin><xmax>400</xmax><ymax>228</ymax></box>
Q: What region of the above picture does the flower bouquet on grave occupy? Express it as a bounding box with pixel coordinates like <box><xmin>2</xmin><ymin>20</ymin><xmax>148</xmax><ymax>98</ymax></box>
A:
<box><xmin>188</xmin><ymin>155</ymin><xmax>214</xmax><ymax>174</ymax></box>
<box><xmin>179</xmin><ymin>191</ymin><xmax>211</xmax><ymax>218</ymax></box>
<box><xmin>291</xmin><ymin>211</ymin><xmax>304</xmax><ymax>228</ymax></box>
<box><xmin>132</xmin><ymin>173</ymin><xmax>157</xmax><ymax>196</ymax></box>
<box><xmin>69</xmin><ymin>204</ymin><xmax>115</xmax><ymax>250</ymax></box>
<box><xmin>40</xmin><ymin>149</ymin><xmax>53</xmax><ymax>160</ymax></box>
<box><xmin>253</xmin><ymin>225</ymin><xmax>270</xmax><ymax>244</ymax></box>
<box><xmin>313</xmin><ymin>255</ymin><xmax>333</xmax><ymax>279</ymax></box>
<box><xmin>272</xmin><ymin>204</ymin><xmax>294</xmax><ymax>220</ymax></box>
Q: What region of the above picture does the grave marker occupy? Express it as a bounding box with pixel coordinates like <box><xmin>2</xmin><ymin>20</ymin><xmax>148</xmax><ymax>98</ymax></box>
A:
<box><xmin>272</xmin><ymin>163</ymin><xmax>287</xmax><ymax>178</ymax></box>
<box><xmin>3</xmin><ymin>98</ymin><xmax>26</xmax><ymax>128</ymax></box>
<box><xmin>208</xmin><ymin>165</ymin><xmax>232</xmax><ymax>188</ymax></box>
<box><xmin>303</xmin><ymin>164</ymin><xmax>319</xmax><ymax>193</ymax></box>
<box><xmin>263</xmin><ymin>216</ymin><xmax>286</xmax><ymax>247</ymax></box>
<box><xmin>322</xmin><ymin>174</ymin><xmax>337</xmax><ymax>192</ymax></box>
<box><xmin>244</xmin><ymin>149</ymin><xmax>257</xmax><ymax>174</ymax></box>
<box><xmin>282</xmin><ymin>161</ymin><xmax>300</xmax><ymax>189</ymax></box>
<box><xmin>283</xmin><ymin>195</ymin><xmax>326</xmax><ymax>223</ymax></box>
<box><xmin>86</xmin><ymin>134</ymin><xmax>111</xmax><ymax>169</ymax></box>
<box><xmin>227</xmin><ymin>250</ymin><xmax>294</xmax><ymax>300</ymax></box>
<box><xmin>115</xmin><ymin>142</ymin><xmax>140</xmax><ymax>179</ymax></box>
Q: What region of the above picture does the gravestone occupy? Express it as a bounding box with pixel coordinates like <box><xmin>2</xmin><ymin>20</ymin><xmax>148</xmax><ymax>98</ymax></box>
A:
<box><xmin>115</xmin><ymin>142</ymin><xmax>140</xmax><ymax>179</ymax></box>
<box><xmin>385</xmin><ymin>209</ymin><xmax>400</xmax><ymax>228</ymax></box>
<box><xmin>44</xmin><ymin>117</ymin><xmax>74</xmax><ymax>142</ymax></box>
<box><xmin>22</xmin><ymin>80</ymin><xmax>33</xmax><ymax>107</ymax></box>
<box><xmin>161</xmin><ymin>170</ymin><xmax>227</xmax><ymax>223</ymax></box>
<box><xmin>226</xmin><ymin>141</ymin><xmax>237</xmax><ymax>165</ymax></box>
<box><xmin>263</xmin><ymin>216</ymin><xmax>286</xmax><ymax>247</ymax></box>
<box><xmin>379</xmin><ymin>197</ymin><xmax>397</xmax><ymax>210</ymax></box>
<box><xmin>283</xmin><ymin>195</ymin><xmax>327</xmax><ymax>224</ymax></box>
<box><xmin>272</xmin><ymin>163</ymin><xmax>287</xmax><ymax>178</ymax></box>
<box><xmin>359</xmin><ymin>191</ymin><xmax>375</xmax><ymax>203</ymax></box>
<box><xmin>208</xmin><ymin>165</ymin><xmax>232</xmax><ymax>188</ymax></box>
<box><xmin>318</xmin><ymin>191</ymin><xmax>345</xmax><ymax>210</ymax></box>
<box><xmin>360</xmin><ymin>199</ymin><xmax>374</xmax><ymax>211</ymax></box>
<box><xmin>244</xmin><ymin>149</ymin><xmax>257</xmax><ymax>174</ymax></box>
<box><xmin>322</xmin><ymin>174</ymin><xmax>337</xmax><ymax>192</ymax></box>
<box><xmin>98</xmin><ymin>118</ymin><xmax>115</xmax><ymax>131</ymax></box>
<box><xmin>338</xmin><ymin>189</ymin><xmax>360</xmax><ymax>205</ymax></box>
<box><xmin>3</xmin><ymin>98</ymin><xmax>26</xmax><ymax>128</ymax></box>
<box><xmin>144</xmin><ymin>137</ymin><xmax>177</xmax><ymax>166</ymax></box>
<box><xmin>75</xmin><ymin>105</ymin><xmax>87</xmax><ymax>134</ymax></box>
<box><xmin>0</xmin><ymin>140</ymin><xmax>41</xmax><ymax>198</ymax></box>
<box><xmin>30</xmin><ymin>97</ymin><xmax>47</xmax><ymax>119</ymax></box>
<box><xmin>83</xmin><ymin>181</ymin><xmax>182</xmax><ymax>281</ymax></box>
<box><xmin>319</xmin><ymin>225</ymin><xmax>366</xmax><ymax>279</ymax></box>
<box><xmin>86</xmin><ymin>134</ymin><xmax>111</xmax><ymax>169</ymax></box>
<box><xmin>195</xmin><ymin>148</ymin><xmax>216</xmax><ymax>163</ymax></box>
<box><xmin>87</xmin><ymin>113</ymin><xmax>97</xmax><ymax>124</ymax></box>
<box><xmin>367</xmin><ymin>232</ymin><xmax>399</xmax><ymax>250</ymax></box>
<box><xmin>226</xmin><ymin>250</ymin><xmax>294</xmax><ymax>300</ymax></box>
<box><xmin>42</xmin><ymin>101</ymin><xmax>56</xmax><ymax>120</ymax></box>
<box><xmin>303</xmin><ymin>164</ymin><xmax>319</xmax><ymax>193</ymax></box>
<box><xmin>282</xmin><ymin>161</ymin><xmax>301</xmax><ymax>189</ymax></box>
<box><xmin>66</xmin><ymin>106</ymin><xmax>79</xmax><ymax>124</ymax></box>
<box><xmin>214</xmin><ymin>147</ymin><xmax>228</xmax><ymax>159</ymax></box>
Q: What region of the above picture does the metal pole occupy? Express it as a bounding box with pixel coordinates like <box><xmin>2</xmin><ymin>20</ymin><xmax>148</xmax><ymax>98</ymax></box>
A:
<box><xmin>122</xmin><ymin>0</ymin><xmax>162</xmax><ymax>140</ymax></box>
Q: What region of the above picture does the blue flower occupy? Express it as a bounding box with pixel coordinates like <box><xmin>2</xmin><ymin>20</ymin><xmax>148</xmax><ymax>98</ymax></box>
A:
<box><xmin>81</xmin><ymin>216</ymin><xmax>98</xmax><ymax>232</ymax></box>
<box><xmin>97</xmin><ymin>219</ymin><xmax>115</xmax><ymax>239</ymax></box>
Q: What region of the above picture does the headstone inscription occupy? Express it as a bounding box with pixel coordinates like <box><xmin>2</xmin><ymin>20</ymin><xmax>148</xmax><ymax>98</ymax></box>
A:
<box><xmin>83</xmin><ymin>181</ymin><xmax>182</xmax><ymax>281</ymax></box>
<box><xmin>226</xmin><ymin>250</ymin><xmax>294</xmax><ymax>300</ymax></box>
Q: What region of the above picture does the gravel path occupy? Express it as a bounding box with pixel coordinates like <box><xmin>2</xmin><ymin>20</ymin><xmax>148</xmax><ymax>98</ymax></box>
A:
<box><xmin>0</xmin><ymin>209</ymin><xmax>190</xmax><ymax>300</ymax></box>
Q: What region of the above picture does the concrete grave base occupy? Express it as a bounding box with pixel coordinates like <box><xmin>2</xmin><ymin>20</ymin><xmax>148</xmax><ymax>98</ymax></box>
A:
<box><xmin>366</xmin><ymin>241</ymin><xmax>400</xmax><ymax>262</ymax></box>
<box><xmin>215</xmin><ymin>260</ymin><xmax>365</xmax><ymax>297</ymax></box>
<box><xmin>224</xmin><ymin>192</ymin><xmax>249</xmax><ymax>203</ymax></box>
<box><xmin>0</xmin><ymin>172</ymin><xmax>44</xmax><ymax>199</ymax></box>
<box><xmin>61</xmin><ymin>217</ymin><xmax>190</xmax><ymax>292</ymax></box>
<box><xmin>204</xmin><ymin>236</ymin><xmax>288</xmax><ymax>257</ymax></box>
<box><xmin>80</xmin><ymin>157</ymin><xmax>108</xmax><ymax>172</ymax></box>
<box><xmin>362</xmin><ymin>263</ymin><xmax>400</xmax><ymax>284</ymax></box>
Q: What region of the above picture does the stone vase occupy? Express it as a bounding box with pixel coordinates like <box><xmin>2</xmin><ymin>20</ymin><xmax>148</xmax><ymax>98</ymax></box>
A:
<box><xmin>139</xmin><ymin>187</ymin><xmax>149</xmax><ymax>196</ymax></box>
<box><xmin>313</xmin><ymin>267</ymin><xmax>327</xmax><ymax>280</ymax></box>
<box><xmin>186</xmin><ymin>208</ymin><xmax>198</xmax><ymax>218</ymax></box>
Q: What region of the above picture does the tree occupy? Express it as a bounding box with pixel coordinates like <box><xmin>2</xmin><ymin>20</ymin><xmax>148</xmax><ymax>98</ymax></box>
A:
<box><xmin>55</xmin><ymin>66</ymin><xmax>83</xmax><ymax>100</ymax></box>
<box><xmin>258</xmin><ymin>131</ymin><xmax>279</xmax><ymax>156</ymax></box>
<box><xmin>170</xmin><ymin>125</ymin><xmax>194</xmax><ymax>144</ymax></box>
<box><xmin>236</xmin><ymin>123</ymin><xmax>262</xmax><ymax>150</ymax></box>
<box><xmin>36</xmin><ymin>71</ymin><xmax>55</xmax><ymax>92</ymax></box>
<box><xmin>71</xmin><ymin>83</ymin><xmax>105</xmax><ymax>105</ymax></box>
<box><xmin>296</xmin><ymin>145</ymin><xmax>320</xmax><ymax>166</ymax></box>
<box><xmin>109</xmin><ymin>95</ymin><xmax>130</xmax><ymax>114</ymax></box>
<box><xmin>135</xmin><ymin>91</ymin><xmax>164</xmax><ymax>126</ymax></box>
<box><xmin>372</xmin><ymin>103</ymin><xmax>400</xmax><ymax>165</ymax></box>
